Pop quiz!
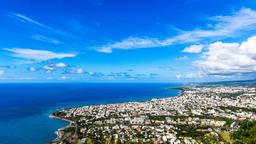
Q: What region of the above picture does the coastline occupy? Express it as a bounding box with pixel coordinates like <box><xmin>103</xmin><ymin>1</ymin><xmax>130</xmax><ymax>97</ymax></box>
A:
<box><xmin>49</xmin><ymin>114</ymin><xmax>74</xmax><ymax>143</ymax></box>
<box><xmin>49</xmin><ymin>114</ymin><xmax>73</xmax><ymax>123</ymax></box>
<box><xmin>48</xmin><ymin>85</ymin><xmax>256</xmax><ymax>143</ymax></box>
<box><xmin>49</xmin><ymin>86</ymin><xmax>183</xmax><ymax>143</ymax></box>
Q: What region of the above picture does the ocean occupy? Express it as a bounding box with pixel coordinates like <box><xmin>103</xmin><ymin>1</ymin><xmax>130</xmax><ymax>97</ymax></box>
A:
<box><xmin>0</xmin><ymin>83</ymin><xmax>181</xmax><ymax>144</ymax></box>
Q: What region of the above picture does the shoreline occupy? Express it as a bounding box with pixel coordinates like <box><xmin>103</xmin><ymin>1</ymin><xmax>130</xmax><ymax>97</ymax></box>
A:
<box><xmin>49</xmin><ymin>114</ymin><xmax>73</xmax><ymax>123</ymax></box>
<box><xmin>49</xmin><ymin>114</ymin><xmax>74</xmax><ymax>142</ymax></box>
<box><xmin>49</xmin><ymin>86</ymin><xmax>183</xmax><ymax>142</ymax></box>
<box><xmin>48</xmin><ymin>85</ymin><xmax>256</xmax><ymax>143</ymax></box>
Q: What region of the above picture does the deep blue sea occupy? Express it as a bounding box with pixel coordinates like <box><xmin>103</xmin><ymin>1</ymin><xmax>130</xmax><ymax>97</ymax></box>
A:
<box><xmin>0</xmin><ymin>83</ymin><xmax>180</xmax><ymax>144</ymax></box>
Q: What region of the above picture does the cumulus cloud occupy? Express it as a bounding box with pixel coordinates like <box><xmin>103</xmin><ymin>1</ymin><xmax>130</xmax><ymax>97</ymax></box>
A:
<box><xmin>55</xmin><ymin>62</ymin><xmax>66</xmax><ymax>68</ymax></box>
<box><xmin>98</xmin><ymin>8</ymin><xmax>256</xmax><ymax>53</ymax></box>
<box><xmin>4</xmin><ymin>48</ymin><xmax>76</xmax><ymax>61</ymax></box>
<box><xmin>182</xmin><ymin>44</ymin><xmax>204</xmax><ymax>53</ymax></box>
<box><xmin>40</xmin><ymin>63</ymin><xmax>68</xmax><ymax>73</ymax></box>
<box><xmin>28</xmin><ymin>66</ymin><xmax>36</xmax><ymax>71</ymax></box>
<box><xmin>43</xmin><ymin>65</ymin><xmax>55</xmax><ymax>73</ymax></box>
<box><xmin>176</xmin><ymin>74</ymin><xmax>182</xmax><ymax>79</ymax></box>
<box><xmin>195</xmin><ymin>35</ymin><xmax>256</xmax><ymax>75</ymax></box>
<box><xmin>76</xmin><ymin>68</ymin><xmax>84</xmax><ymax>74</ymax></box>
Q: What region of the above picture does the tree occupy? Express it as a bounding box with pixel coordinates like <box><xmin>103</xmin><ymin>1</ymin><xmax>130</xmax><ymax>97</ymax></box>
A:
<box><xmin>232</xmin><ymin>120</ymin><xmax>256</xmax><ymax>144</ymax></box>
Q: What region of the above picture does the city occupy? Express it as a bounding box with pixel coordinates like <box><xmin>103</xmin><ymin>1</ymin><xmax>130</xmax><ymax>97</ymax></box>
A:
<box><xmin>51</xmin><ymin>85</ymin><xmax>256</xmax><ymax>143</ymax></box>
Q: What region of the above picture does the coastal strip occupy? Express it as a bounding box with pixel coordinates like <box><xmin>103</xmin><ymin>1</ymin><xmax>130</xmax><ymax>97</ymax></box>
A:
<box><xmin>49</xmin><ymin>114</ymin><xmax>74</xmax><ymax>143</ymax></box>
<box><xmin>50</xmin><ymin>86</ymin><xmax>256</xmax><ymax>143</ymax></box>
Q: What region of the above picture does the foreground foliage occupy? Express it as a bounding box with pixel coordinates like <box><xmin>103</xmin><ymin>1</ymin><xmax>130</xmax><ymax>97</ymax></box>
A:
<box><xmin>232</xmin><ymin>120</ymin><xmax>256</xmax><ymax>144</ymax></box>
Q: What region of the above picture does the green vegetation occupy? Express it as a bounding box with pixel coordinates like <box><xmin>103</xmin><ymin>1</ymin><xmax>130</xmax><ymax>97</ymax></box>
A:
<box><xmin>232</xmin><ymin>120</ymin><xmax>256</xmax><ymax>144</ymax></box>
<box><xmin>84</xmin><ymin>133</ymin><xmax>121</xmax><ymax>144</ymax></box>
<box><xmin>220</xmin><ymin>131</ymin><xmax>234</xmax><ymax>144</ymax></box>
<box><xmin>218</xmin><ymin>92</ymin><xmax>245</xmax><ymax>98</ymax></box>
<box><xmin>252</xmin><ymin>108</ymin><xmax>256</xmax><ymax>114</ymax></box>
<box><xmin>197</xmin><ymin>115</ymin><xmax>234</xmax><ymax>127</ymax></box>
<box><xmin>63</xmin><ymin>126</ymin><xmax>75</xmax><ymax>133</ymax></box>
<box><xmin>53</xmin><ymin>111</ymin><xmax>66</xmax><ymax>117</ymax></box>
<box><xmin>220</xmin><ymin>106</ymin><xmax>256</xmax><ymax>114</ymax></box>
<box><xmin>202</xmin><ymin>133</ymin><xmax>219</xmax><ymax>144</ymax></box>
<box><xmin>148</xmin><ymin>115</ymin><xmax>166</xmax><ymax>121</ymax></box>
<box><xmin>176</xmin><ymin>124</ymin><xmax>208</xmax><ymax>138</ymax></box>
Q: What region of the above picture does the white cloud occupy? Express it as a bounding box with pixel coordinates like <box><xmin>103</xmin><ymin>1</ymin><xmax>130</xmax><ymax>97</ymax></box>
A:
<box><xmin>43</xmin><ymin>65</ymin><xmax>54</xmax><ymax>73</ymax></box>
<box><xmin>4</xmin><ymin>48</ymin><xmax>76</xmax><ymax>61</ymax></box>
<box><xmin>97</xmin><ymin>47</ymin><xmax>112</xmax><ymax>53</ymax></box>
<box><xmin>176</xmin><ymin>74</ymin><xmax>182</xmax><ymax>79</ymax></box>
<box><xmin>9</xmin><ymin>12</ymin><xmax>75</xmax><ymax>38</ymax></box>
<box><xmin>98</xmin><ymin>8</ymin><xmax>256</xmax><ymax>53</ymax></box>
<box><xmin>88</xmin><ymin>71</ymin><xmax>94</xmax><ymax>75</ymax></box>
<box><xmin>39</xmin><ymin>63</ymin><xmax>67</xmax><ymax>73</ymax></box>
<box><xmin>97</xmin><ymin>37</ymin><xmax>169</xmax><ymax>53</ymax></box>
<box><xmin>29</xmin><ymin>66</ymin><xmax>36</xmax><ymax>71</ymax></box>
<box><xmin>60</xmin><ymin>76</ymin><xmax>68</xmax><ymax>80</ymax></box>
<box><xmin>210</xmin><ymin>8</ymin><xmax>256</xmax><ymax>35</ymax></box>
<box><xmin>55</xmin><ymin>62</ymin><xmax>66</xmax><ymax>68</ymax></box>
<box><xmin>32</xmin><ymin>34</ymin><xmax>60</xmax><ymax>44</ymax></box>
<box><xmin>0</xmin><ymin>70</ymin><xmax>4</xmax><ymax>76</ymax></box>
<box><xmin>195</xmin><ymin>35</ymin><xmax>256</xmax><ymax>75</ymax></box>
<box><xmin>182</xmin><ymin>44</ymin><xmax>204</xmax><ymax>53</ymax></box>
<box><xmin>12</xmin><ymin>13</ymin><xmax>44</xmax><ymax>27</ymax></box>
<box><xmin>76</xmin><ymin>68</ymin><xmax>84</xmax><ymax>74</ymax></box>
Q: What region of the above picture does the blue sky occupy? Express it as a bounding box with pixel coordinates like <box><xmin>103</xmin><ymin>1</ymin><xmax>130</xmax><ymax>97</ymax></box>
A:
<box><xmin>0</xmin><ymin>0</ymin><xmax>256</xmax><ymax>82</ymax></box>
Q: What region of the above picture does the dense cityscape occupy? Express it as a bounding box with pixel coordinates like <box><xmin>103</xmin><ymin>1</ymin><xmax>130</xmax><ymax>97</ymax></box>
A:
<box><xmin>51</xmin><ymin>84</ymin><xmax>256</xmax><ymax>144</ymax></box>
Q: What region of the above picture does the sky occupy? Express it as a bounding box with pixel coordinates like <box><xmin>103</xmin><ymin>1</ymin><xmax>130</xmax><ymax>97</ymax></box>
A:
<box><xmin>0</xmin><ymin>0</ymin><xmax>256</xmax><ymax>82</ymax></box>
